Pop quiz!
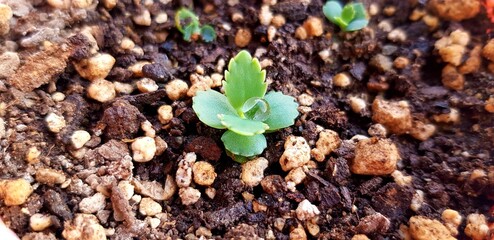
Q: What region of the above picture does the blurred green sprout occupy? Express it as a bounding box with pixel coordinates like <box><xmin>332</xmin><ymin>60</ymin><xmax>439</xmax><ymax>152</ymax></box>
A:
<box><xmin>323</xmin><ymin>0</ymin><xmax>369</xmax><ymax>32</ymax></box>
<box><xmin>175</xmin><ymin>8</ymin><xmax>216</xmax><ymax>42</ymax></box>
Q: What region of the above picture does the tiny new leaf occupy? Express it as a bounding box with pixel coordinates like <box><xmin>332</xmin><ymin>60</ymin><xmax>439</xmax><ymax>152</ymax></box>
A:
<box><xmin>221</xmin><ymin>131</ymin><xmax>267</xmax><ymax>157</ymax></box>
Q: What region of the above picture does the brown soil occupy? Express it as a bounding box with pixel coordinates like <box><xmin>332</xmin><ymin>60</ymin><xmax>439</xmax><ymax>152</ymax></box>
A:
<box><xmin>0</xmin><ymin>0</ymin><xmax>493</xmax><ymax>239</ymax></box>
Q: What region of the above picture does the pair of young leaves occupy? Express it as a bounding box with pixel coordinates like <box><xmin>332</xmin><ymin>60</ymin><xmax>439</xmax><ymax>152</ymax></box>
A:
<box><xmin>192</xmin><ymin>51</ymin><xmax>299</xmax><ymax>161</ymax></box>
<box><xmin>175</xmin><ymin>8</ymin><xmax>216</xmax><ymax>42</ymax></box>
<box><xmin>323</xmin><ymin>0</ymin><xmax>369</xmax><ymax>32</ymax></box>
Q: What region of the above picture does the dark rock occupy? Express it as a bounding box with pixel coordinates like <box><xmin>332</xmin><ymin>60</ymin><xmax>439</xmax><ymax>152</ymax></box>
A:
<box><xmin>204</xmin><ymin>202</ymin><xmax>248</xmax><ymax>230</ymax></box>
<box><xmin>142</xmin><ymin>63</ymin><xmax>172</xmax><ymax>82</ymax></box>
<box><xmin>99</xmin><ymin>100</ymin><xmax>143</xmax><ymax>140</ymax></box>
<box><xmin>184</xmin><ymin>136</ymin><xmax>222</xmax><ymax>161</ymax></box>
<box><xmin>356</xmin><ymin>212</ymin><xmax>390</xmax><ymax>234</ymax></box>
<box><xmin>44</xmin><ymin>189</ymin><xmax>72</xmax><ymax>220</ymax></box>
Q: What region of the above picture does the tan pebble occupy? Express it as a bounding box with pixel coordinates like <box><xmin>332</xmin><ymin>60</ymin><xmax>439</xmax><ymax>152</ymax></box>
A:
<box><xmin>241</xmin><ymin>157</ymin><xmax>269</xmax><ymax>187</ymax></box>
<box><xmin>259</xmin><ymin>5</ymin><xmax>273</xmax><ymax>26</ymax></box>
<box><xmin>51</xmin><ymin>92</ymin><xmax>66</xmax><ymax>102</ymax></box>
<box><xmin>155</xmin><ymin>136</ymin><xmax>168</xmax><ymax>155</ymax></box>
<box><xmin>442</xmin><ymin>209</ymin><xmax>462</xmax><ymax>236</ymax></box>
<box><xmin>30</xmin><ymin>213</ymin><xmax>53</xmax><ymax>231</ymax></box>
<box><xmin>231</xmin><ymin>12</ymin><xmax>244</xmax><ymax>22</ymax></box>
<box><xmin>368</xmin><ymin>3</ymin><xmax>380</xmax><ymax>16</ymax></box>
<box><xmin>158</xmin><ymin>105</ymin><xmax>173</xmax><ymax>124</ymax></box>
<box><xmin>118</xmin><ymin>181</ymin><xmax>134</xmax><ymax>200</ymax></box>
<box><xmin>296</xmin><ymin>199</ymin><xmax>320</xmax><ymax>221</ymax></box>
<box><xmin>0</xmin><ymin>52</ymin><xmax>20</xmax><ymax>78</ymax></box>
<box><xmin>423</xmin><ymin>15</ymin><xmax>440</xmax><ymax>30</ymax></box>
<box><xmin>439</xmin><ymin>44</ymin><xmax>465</xmax><ymax>66</ymax></box>
<box><xmin>458</xmin><ymin>45</ymin><xmax>482</xmax><ymax>74</ymax></box>
<box><xmin>285</xmin><ymin>167</ymin><xmax>306</xmax><ymax>185</ymax></box>
<box><xmin>114</xmin><ymin>81</ymin><xmax>134</xmax><ymax>94</ymax></box>
<box><xmin>179</xmin><ymin>187</ymin><xmax>201</xmax><ymax>205</ymax></box>
<box><xmin>155</xmin><ymin>12</ymin><xmax>168</xmax><ymax>24</ymax></box>
<box><xmin>450</xmin><ymin>29</ymin><xmax>470</xmax><ymax>46</ymax></box>
<box><xmin>388</xmin><ymin>28</ymin><xmax>407</xmax><ymax>42</ymax></box>
<box><xmin>409</xmin><ymin>216</ymin><xmax>455</xmax><ymax>240</ymax></box>
<box><xmin>441</xmin><ymin>64</ymin><xmax>464</xmax><ymax>90</ymax></box>
<box><xmin>306</xmin><ymin>221</ymin><xmax>320</xmax><ymax>236</ymax></box>
<box><xmin>391</xmin><ymin>170</ymin><xmax>412</xmax><ymax>186</ymax></box>
<box><xmin>187</xmin><ymin>82</ymin><xmax>210</xmax><ymax>97</ymax></box>
<box><xmin>303</xmin><ymin>17</ymin><xmax>323</xmax><ymax>37</ymax></box>
<box><xmin>372</xmin><ymin>98</ymin><xmax>412</xmax><ymax>135</ymax></box>
<box><xmin>141</xmin><ymin>120</ymin><xmax>155</xmax><ymax>138</ymax></box>
<box><xmin>74</xmin><ymin>53</ymin><xmax>116</xmax><ymax>81</ymax></box>
<box><xmin>267</xmin><ymin>25</ymin><xmax>277</xmax><ymax>42</ymax></box>
<box><xmin>316</xmin><ymin>129</ymin><xmax>341</xmax><ymax>155</ymax></box>
<box><xmin>196</xmin><ymin>226</ymin><xmax>212</xmax><ymax>237</ymax></box>
<box><xmin>351</xmin><ymin>138</ymin><xmax>400</xmax><ymax>175</ymax></box>
<box><xmin>0</xmin><ymin>178</ymin><xmax>33</xmax><ymax>206</ymax></box>
<box><xmin>482</xmin><ymin>39</ymin><xmax>494</xmax><ymax>61</ymax></box>
<box><xmin>131</xmin><ymin>137</ymin><xmax>156</xmax><ymax>162</ymax></box>
<box><xmin>165</xmin><ymin>79</ymin><xmax>188</xmax><ymax>101</ymax></box>
<box><xmin>485</xmin><ymin>97</ymin><xmax>494</xmax><ymax>113</ymax></box>
<box><xmin>0</xmin><ymin>4</ymin><xmax>12</xmax><ymax>35</ymax></box>
<box><xmin>45</xmin><ymin>113</ymin><xmax>66</xmax><ymax>133</ymax></box>
<box><xmin>253</xmin><ymin>200</ymin><xmax>268</xmax><ymax>212</ymax></box>
<box><xmin>280</xmin><ymin>136</ymin><xmax>311</xmax><ymax>171</ymax></box>
<box><xmin>192</xmin><ymin>161</ymin><xmax>217</xmax><ymax>186</ymax></box>
<box><xmin>383</xmin><ymin>6</ymin><xmax>396</xmax><ymax>16</ymax></box>
<box><xmin>102</xmin><ymin>0</ymin><xmax>117</xmax><ymax>9</ymax></box>
<box><xmin>26</xmin><ymin>147</ymin><xmax>41</xmax><ymax>164</ymax></box>
<box><xmin>298</xmin><ymin>93</ymin><xmax>314</xmax><ymax>106</ymax></box>
<box><xmin>410</xmin><ymin>121</ymin><xmax>436</xmax><ymax>141</ymax></box>
<box><xmin>139</xmin><ymin>197</ymin><xmax>162</xmax><ymax>216</ymax></box>
<box><xmin>133</xmin><ymin>9</ymin><xmax>152</xmax><ymax>26</ymax></box>
<box><xmin>176</xmin><ymin>153</ymin><xmax>196</xmax><ymax>188</ymax></box>
<box><xmin>120</xmin><ymin>37</ymin><xmax>135</xmax><ymax>50</ymax></box>
<box><xmin>128</xmin><ymin>61</ymin><xmax>151</xmax><ymax>77</ymax></box>
<box><xmin>72</xmin><ymin>0</ymin><xmax>93</xmax><ymax>8</ymax></box>
<box><xmin>433</xmin><ymin>108</ymin><xmax>460</xmax><ymax>124</ymax></box>
<box><xmin>290</xmin><ymin>225</ymin><xmax>307</xmax><ymax>240</ymax></box>
<box><xmin>393</xmin><ymin>56</ymin><xmax>409</xmax><ymax>69</ymax></box>
<box><xmin>47</xmin><ymin>0</ymin><xmax>71</xmax><ymax>9</ymax></box>
<box><xmin>87</xmin><ymin>79</ymin><xmax>116</xmax><ymax>102</ymax></box>
<box><xmin>333</xmin><ymin>72</ymin><xmax>352</xmax><ymax>88</ymax></box>
<box><xmin>62</xmin><ymin>214</ymin><xmax>106</xmax><ymax>240</ymax></box>
<box><xmin>163</xmin><ymin>175</ymin><xmax>177</xmax><ymax>201</ymax></box>
<box><xmin>136</xmin><ymin>78</ymin><xmax>159</xmax><ymax>93</ymax></box>
<box><xmin>71</xmin><ymin>130</ymin><xmax>91</xmax><ymax>149</ymax></box>
<box><xmin>295</xmin><ymin>26</ymin><xmax>308</xmax><ymax>40</ymax></box>
<box><xmin>368</xmin><ymin>123</ymin><xmax>387</xmax><ymax>137</ymax></box>
<box><xmin>310</xmin><ymin>148</ymin><xmax>325</xmax><ymax>162</ymax></box>
<box><xmin>464</xmin><ymin>213</ymin><xmax>489</xmax><ymax>240</ymax></box>
<box><xmin>79</xmin><ymin>193</ymin><xmax>106</xmax><ymax>214</ymax></box>
<box><xmin>409</xmin><ymin>8</ymin><xmax>426</xmax><ymax>21</ymax></box>
<box><xmin>428</xmin><ymin>0</ymin><xmax>480</xmax><ymax>21</ymax></box>
<box><xmin>352</xmin><ymin>234</ymin><xmax>370</xmax><ymax>240</ymax></box>
<box><xmin>235</xmin><ymin>28</ymin><xmax>252</xmax><ymax>48</ymax></box>
<box><xmin>271</xmin><ymin>14</ymin><xmax>286</xmax><ymax>28</ymax></box>
<box><xmin>349</xmin><ymin>96</ymin><xmax>367</xmax><ymax>114</ymax></box>
<box><xmin>36</xmin><ymin>168</ymin><xmax>66</xmax><ymax>185</ymax></box>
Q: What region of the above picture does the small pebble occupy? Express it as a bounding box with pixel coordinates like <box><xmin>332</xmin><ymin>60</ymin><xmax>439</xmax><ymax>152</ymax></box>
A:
<box><xmin>235</xmin><ymin>28</ymin><xmax>252</xmax><ymax>48</ymax></box>
<box><xmin>179</xmin><ymin>187</ymin><xmax>201</xmax><ymax>205</ymax></box>
<box><xmin>74</xmin><ymin>53</ymin><xmax>116</xmax><ymax>81</ymax></box>
<box><xmin>333</xmin><ymin>72</ymin><xmax>352</xmax><ymax>88</ymax></box>
<box><xmin>408</xmin><ymin>216</ymin><xmax>455</xmax><ymax>240</ymax></box>
<box><xmin>464</xmin><ymin>213</ymin><xmax>489</xmax><ymax>240</ymax></box>
<box><xmin>87</xmin><ymin>79</ymin><xmax>116</xmax><ymax>102</ymax></box>
<box><xmin>136</xmin><ymin>78</ymin><xmax>159</xmax><ymax>93</ymax></box>
<box><xmin>139</xmin><ymin>197</ymin><xmax>162</xmax><ymax>216</ymax></box>
<box><xmin>303</xmin><ymin>17</ymin><xmax>323</xmax><ymax>37</ymax></box>
<box><xmin>36</xmin><ymin>168</ymin><xmax>66</xmax><ymax>185</ymax></box>
<box><xmin>259</xmin><ymin>5</ymin><xmax>273</xmax><ymax>26</ymax></box>
<box><xmin>279</xmin><ymin>136</ymin><xmax>311</xmax><ymax>172</ymax></box>
<box><xmin>241</xmin><ymin>157</ymin><xmax>269</xmax><ymax>187</ymax></box>
<box><xmin>0</xmin><ymin>178</ymin><xmax>33</xmax><ymax>206</ymax></box>
<box><xmin>79</xmin><ymin>193</ymin><xmax>106</xmax><ymax>214</ymax></box>
<box><xmin>71</xmin><ymin>130</ymin><xmax>91</xmax><ymax>149</ymax></box>
<box><xmin>62</xmin><ymin>214</ymin><xmax>106</xmax><ymax>240</ymax></box>
<box><xmin>192</xmin><ymin>161</ymin><xmax>217</xmax><ymax>186</ymax></box>
<box><xmin>158</xmin><ymin>105</ymin><xmax>173</xmax><ymax>124</ymax></box>
<box><xmin>296</xmin><ymin>199</ymin><xmax>320</xmax><ymax>221</ymax></box>
<box><xmin>165</xmin><ymin>79</ymin><xmax>188</xmax><ymax>101</ymax></box>
<box><xmin>351</xmin><ymin>138</ymin><xmax>400</xmax><ymax>175</ymax></box>
<box><xmin>45</xmin><ymin>112</ymin><xmax>66</xmax><ymax>133</ymax></box>
<box><xmin>0</xmin><ymin>52</ymin><xmax>20</xmax><ymax>78</ymax></box>
<box><xmin>131</xmin><ymin>137</ymin><xmax>156</xmax><ymax>162</ymax></box>
<box><xmin>30</xmin><ymin>214</ymin><xmax>53</xmax><ymax>231</ymax></box>
<box><xmin>133</xmin><ymin>9</ymin><xmax>152</xmax><ymax>26</ymax></box>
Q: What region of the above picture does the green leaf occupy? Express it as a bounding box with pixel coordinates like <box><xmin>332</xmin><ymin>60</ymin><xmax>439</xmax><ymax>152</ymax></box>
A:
<box><xmin>334</xmin><ymin>16</ymin><xmax>348</xmax><ymax>29</ymax></box>
<box><xmin>224</xmin><ymin>50</ymin><xmax>267</xmax><ymax>110</ymax></box>
<box><xmin>242</xmin><ymin>97</ymin><xmax>270</xmax><ymax>121</ymax></box>
<box><xmin>346</xmin><ymin>18</ymin><xmax>369</xmax><ymax>31</ymax></box>
<box><xmin>183</xmin><ymin>23</ymin><xmax>200</xmax><ymax>41</ymax></box>
<box><xmin>218</xmin><ymin>114</ymin><xmax>269</xmax><ymax>136</ymax></box>
<box><xmin>263</xmin><ymin>91</ymin><xmax>299</xmax><ymax>131</ymax></box>
<box><xmin>221</xmin><ymin>130</ymin><xmax>267</xmax><ymax>157</ymax></box>
<box><xmin>341</xmin><ymin>3</ymin><xmax>355</xmax><ymax>24</ymax></box>
<box><xmin>192</xmin><ymin>90</ymin><xmax>239</xmax><ymax>129</ymax></box>
<box><xmin>352</xmin><ymin>3</ymin><xmax>367</xmax><ymax>19</ymax></box>
<box><xmin>200</xmin><ymin>25</ymin><xmax>216</xmax><ymax>42</ymax></box>
<box><xmin>322</xmin><ymin>0</ymin><xmax>343</xmax><ymax>23</ymax></box>
<box><xmin>175</xmin><ymin>8</ymin><xmax>199</xmax><ymax>33</ymax></box>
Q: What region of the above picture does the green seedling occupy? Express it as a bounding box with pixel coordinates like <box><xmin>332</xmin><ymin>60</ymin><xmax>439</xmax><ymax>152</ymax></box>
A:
<box><xmin>323</xmin><ymin>0</ymin><xmax>369</xmax><ymax>32</ymax></box>
<box><xmin>192</xmin><ymin>51</ymin><xmax>299</xmax><ymax>163</ymax></box>
<box><xmin>175</xmin><ymin>8</ymin><xmax>216</xmax><ymax>42</ymax></box>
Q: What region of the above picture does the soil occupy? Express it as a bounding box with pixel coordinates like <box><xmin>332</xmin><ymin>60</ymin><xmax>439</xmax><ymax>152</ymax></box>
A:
<box><xmin>0</xmin><ymin>0</ymin><xmax>493</xmax><ymax>239</ymax></box>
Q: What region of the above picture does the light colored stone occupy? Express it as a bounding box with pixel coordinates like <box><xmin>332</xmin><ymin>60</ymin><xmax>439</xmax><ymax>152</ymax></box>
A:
<box><xmin>315</xmin><ymin>129</ymin><xmax>341</xmax><ymax>156</ymax></box>
<box><xmin>179</xmin><ymin>187</ymin><xmax>201</xmax><ymax>205</ymax></box>
<box><xmin>303</xmin><ymin>17</ymin><xmax>324</xmax><ymax>37</ymax></box>
<box><xmin>176</xmin><ymin>152</ymin><xmax>196</xmax><ymax>188</ymax></box>
<box><xmin>131</xmin><ymin>137</ymin><xmax>156</xmax><ymax>162</ymax></box>
<box><xmin>410</xmin><ymin>121</ymin><xmax>436</xmax><ymax>141</ymax></box>
<box><xmin>158</xmin><ymin>105</ymin><xmax>173</xmax><ymax>124</ymax></box>
<box><xmin>387</xmin><ymin>28</ymin><xmax>407</xmax><ymax>42</ymax></box>
<box><xmin>192</xmin><ymin>161</ymin><xmax>217</xmax><ymax>186</ymax></box>
<box><xmin>391</xmin><ymin>170</ymin><xmax>412</xmax><ymax>186</ymax></box>
<box><xmin>163</xmin><ymin>174</ymin><xmax>177</xmax><ymax>200</ymax></box>
<box><xmin>372</xmin><ymin>98</ymin><xmax>412</xmax><ymax>135</ymax></box>
<box><xmin>136</xmin><ymin>78</ymin><xmax>159</xmax><ymax>93</ymax></box>
<box><xmin>442</xmin><ymin>209</ymin><xmax>462</xmax><ymax>236</ymax></box>
<box><xmin>45</xmin><ymin>112</ymin><xmax>66</xmax><ymax>133</ymax></box>
<box><xmin>349</xmin><ymin>96</ymin><xmax>367</xmax><ymax>114</ymax></box>
<box><xmin>280</xmin><ymin>136</ymin><xmax>311</xmax><ymax>172</ymax></box>
<box><xmin>148</xmin><ymin>217</ymin><xmax>161</xmax><ymax>229</ymax></box>
<box><xmin>102</xmin><ymin>0</ymin><xmax>117</xmax><ymax>9</ymax></box>
<box><xmin>433</xmin><ymin>108</ymin><xmax>460</xmax><ymax>124</ymax></box>
<box><xmin>235</xmin><ymin>28</ymin><xmax>252</xmax><ymax>48</ymax></box>
<box><xmin>35</xmin><ymin>168</ymin><xmax>66</xmax><ymax>185</ymax></box>
<box><xmin>155</xmin><ymin>12</ymin><xmax>168</xmax><ymax>24</ymax></box>
<box><xmin>74</xmin><ymin>53</ymin><xmax>115</xmax><ymax>81</ymax></box>
<box><xmin>30</xmin><ymin>213</ymin><xmax>53</xmax><ymax>231</ymax></box>
<box><xmin>165</xmin><ymin>79</ymin><xmax>188</xmax><ymax>101</ymax></box>
<box><xmin>139</xmin><ymin>197</ymin><xmax>162</xmax><ymax>216</ymax></box>
<box><xmin>118</xmin><ymin>180</ymin><xmax>134</xmax><ymax>200</ymax></box>
<box><xmin>0</xmin><ymin>4</ymin><xmax>12</xmax><ymax>35</ymax></box>
<box><xmin>128</xmin><ymin>61</ymin><xmax>150</xmax><ymax>77</ymax></box>
<box><xmin>408</xmin><ymin>216</ymin><xmax>455</xmax><ymax>240</ymax></box>
<box><xmin>241</xmin><ymin>157</ymin><xmax>269</xmax><ymax>187</ymax></box>
<box><xmin>141</xmin><ymin>120</ymin><xmax>155</xmax><ymax>138</ymax></box>
<box><xmin>62</xmin><ymin>214</ymin><xmax>107</xmax><ymax>240</ymax></box>
<box><xmin>114</xmin><ymin>82</ymin><xmax>134</xmax><ymax>94</ymax></box>
<box><xmin>285</xmin><ymin>167</ymin><xmax>306</xmax><ymax>186</ymax></box>
<box><xmin>290</xmin><ymin>225</ymin><xmax>307</xmax><ymax>240</ymax></box>
<box><xmin>71</xmin><ymin>130</ymin><xmax>91</xmax><ymax>149</ymax></box>
<box><xmin>0</xmin><ymin>179</ymin><xmax>33</xmax><ymax>206</ymax></box>
<box><xmin>410</xmin><ymin>190</ymin><xmax>424</xmax><ymax>212</ymax></box>
<box><xmin>428</xmin><ymin>0</ymin><xmax>480</xmax><ymax>21</ymax></box>
<box><xmin>333</xmin><ymin>72</ymin><xmax>352</xmax><ymax>88</ymax></box>
<box><xmin>296</xmin><ymin>199</ymin><xmax>320</xmax><ymax>221</ymax></box>
<box><xmin>259</xmin><ymin>5</ymin><xmax>273</xmax><ymax>26</ymax></box>
<box><xmin>133</xmin><ymin>9</ymin><xmax>152</xmax><ymax>26</ymax></box>
<box><xmin>464</xmin><ymin>213</ymin><xmax>489</xmax><ymax>240</ymax></box>
<box><xmin>72</xmin><ymin>0</ymin><xmax>93</xmax><ymax>8</ymax></box>
<box><xmin>350</xmin><ymin>138</ymin><xmax>400</xmax><ymax>175</ymax></box>
<box><xmin>352</xmin><ymin>234</ymin><xmax>370</xmax><ymax>240</ymax></box>
<box><xmin>79</xmin><ymin>193</ymin><xmax>106</xmax><ymax>214</ymax></box>
<box><xmin>87</xmin><ymin>79</ymin><xmax>116</xmax><ymax>103</ymax></box>
<box><xmin>439</xmin><ymin>44</ymin><xmax>465</xmax><ymax>67</ymax></box>
<box><xmin>26</xmin><ymin>146</ymin><xmax>41</xmax><ymax>164</ymax></box>
<box><xmin>0</xmin><ymin>52</ymin><xmax>20</xmax><ymax>78</ymax></box>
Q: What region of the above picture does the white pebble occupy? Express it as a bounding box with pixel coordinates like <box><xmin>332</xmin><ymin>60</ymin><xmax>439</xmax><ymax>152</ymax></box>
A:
<box><xmin>296</xmin><ymin>199</ymin><xmax>320</xmax><ymax>221</ymax></box>
<box><xmin>74</xmin><ymin>53</ymin><xmax>116</xmax><ymax>81</ymax></box>
<box><xmin>179</xmin><ymin>187</ymin><xmax>201</xmax><ymax>205</ymax></box>
<box><xmin>136</xmin><ymin>78</ymin><xmax>159</xmax><ymax>93</ymax></box>
<box><xmin>131</xmin><ymin>137</ymin><xmax>156</xmax><ymax>162</ymax></box>
<box><xmin>30</xmin><ymin>214</ymin><xmax>53</xmax><ymax>231</ymax></box>
<box><xmin>241</xmin><ymin>157</ymin><xmax>269</xmax><ymax>187</ymax></box>
<box><xmin>79</xmin><ymin>193</ymin><xmax>106</xmax><ymax>214</ymax></box>
<box><xmin>45</xmin><ymin>112</ymin><xmax>66</xmax><ymax>133</ymax></box>
<box><xmin>158</xmin><ymin>105</ymin><xmax>173</xmax><ymax>124</ymax></box>
<box><xmin>139</xmin><ymin>197</ymin><xmax>162</xmax><ymax>216</ymax></box>
<box><xmin>71</xmin><ymin>130</ymin><xmax>91</xmax><ymax>149</ymax></box>
<box><xmin>87</xmin><ymin>79</ymin><xmax>116</xmax><ymax>103</ymax></box>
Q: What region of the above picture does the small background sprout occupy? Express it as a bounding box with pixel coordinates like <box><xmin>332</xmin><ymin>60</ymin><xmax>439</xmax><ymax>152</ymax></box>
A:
<box><xmin>175</xmin><ymin>8</ymin><xmax>216</xmax><ymax>42</ymax></box>
<box><xmin>323</xmin><ymin>0</ymin><xmax>369</xmax><ymax>32</ymax></box>
<box><xmin>192</xmin><ymin>51</ymin><xmax>299</xmax><ymax>163</ymax></box>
